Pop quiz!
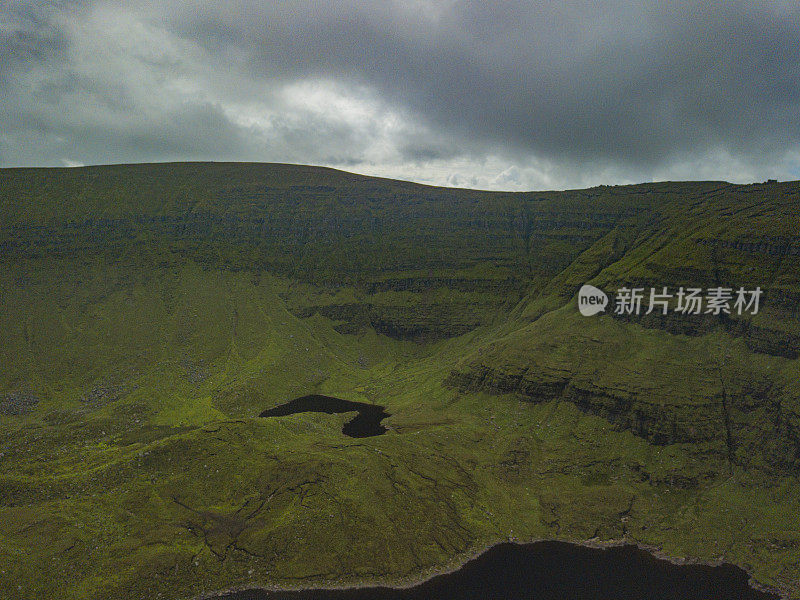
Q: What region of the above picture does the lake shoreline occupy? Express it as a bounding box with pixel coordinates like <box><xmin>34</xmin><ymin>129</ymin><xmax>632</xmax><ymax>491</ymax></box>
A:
<box><xmin>194</xmin><ymin>535</ymin><xmax>790</xmax><ymax>600</ymax></box>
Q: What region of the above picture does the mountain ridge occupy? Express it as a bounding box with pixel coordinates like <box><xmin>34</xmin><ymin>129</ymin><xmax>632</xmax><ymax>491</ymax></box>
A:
<box><xmin>0</xmin><ymin>163</ymin><xmax>798</xmax><ymax>599</ymax></box>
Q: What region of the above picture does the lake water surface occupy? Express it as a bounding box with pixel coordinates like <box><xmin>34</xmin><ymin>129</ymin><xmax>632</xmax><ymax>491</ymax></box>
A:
<box><xmin>259</xmin><ymin>395</ymin><xmax>390</xmax><ymax>438</ymax></box>
<box><xmin>211</xmin><ymin>541</ymin><xmax>779</xmax><ymax>600</ymax></box>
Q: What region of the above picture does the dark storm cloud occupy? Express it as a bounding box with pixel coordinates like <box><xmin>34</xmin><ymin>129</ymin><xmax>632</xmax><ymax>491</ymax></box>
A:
<box><xmin>1</xmin><ymin>0</ymin><xmax>799</xmax><ymax>188</ymax></box>
<box><xmin>165</xmin><ymin>1</ymin><xmax>800</xmax><ymax>165</ymax></box>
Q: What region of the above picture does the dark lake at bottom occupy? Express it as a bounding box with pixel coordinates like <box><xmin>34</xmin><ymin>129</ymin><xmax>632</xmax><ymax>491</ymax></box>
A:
<box><xmin>213</xmin><ymin>541</ymin><xmax>779</xmax><ymax>600</ymax></box>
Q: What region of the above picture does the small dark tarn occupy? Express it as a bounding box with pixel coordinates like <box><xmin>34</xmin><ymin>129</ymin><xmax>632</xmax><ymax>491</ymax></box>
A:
<box><xmin>259</xmin><ymin>395</ymin><xmax>390</xmax><ymax>438</ymax></box>
<box><xmin>211</xmin><ymin>541</ymin><xmax>780</xmax><ymax>600</ymax></box>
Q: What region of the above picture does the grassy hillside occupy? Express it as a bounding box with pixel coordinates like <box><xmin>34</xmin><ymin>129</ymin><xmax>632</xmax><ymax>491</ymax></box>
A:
<box><xmin>0</xmin><ymin>163</ymin><xmax>798</xmax><ymax>599</ymax></box>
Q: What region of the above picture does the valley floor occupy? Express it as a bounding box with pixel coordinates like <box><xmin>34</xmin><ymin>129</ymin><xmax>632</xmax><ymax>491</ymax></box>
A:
<box><xmin>0</xmin><ymin>267</ymin><xmax>798</xmax><ymax>600</ymax></box>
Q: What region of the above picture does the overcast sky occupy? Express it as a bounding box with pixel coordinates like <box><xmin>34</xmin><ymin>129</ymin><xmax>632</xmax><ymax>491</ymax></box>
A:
<box><xmin>2</xmin><ymin>1</ymin><xmax>799</xmax><ymax>190</ymax></box>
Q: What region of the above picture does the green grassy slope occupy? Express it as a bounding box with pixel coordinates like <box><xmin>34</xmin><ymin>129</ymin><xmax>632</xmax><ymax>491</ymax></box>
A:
<box><xmin>0</xmin><ymin>163</ymin><xmax>798</xmax><ymax>599</ymax></box>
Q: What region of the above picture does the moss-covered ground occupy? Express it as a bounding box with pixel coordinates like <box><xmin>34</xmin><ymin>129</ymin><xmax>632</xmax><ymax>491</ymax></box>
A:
<box><xmin>0</xmin><ymin>164</ymin><xmax>798</xmax><ymax>599</ymax></box>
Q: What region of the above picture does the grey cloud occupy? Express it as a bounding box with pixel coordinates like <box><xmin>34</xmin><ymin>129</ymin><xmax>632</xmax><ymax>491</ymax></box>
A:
<box><xmin>1</xmin><ymin>0</ymin><xmax>799</xmax><ymax>188</ymax></box>
<box><xmin>173</xmin><ymin>1</ymin><xmax>800</xmax><ymax>166</ymax></box>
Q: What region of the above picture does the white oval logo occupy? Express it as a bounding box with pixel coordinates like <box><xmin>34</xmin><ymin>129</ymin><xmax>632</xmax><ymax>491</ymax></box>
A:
<box><xmin>578</xmin><ymin>284</ymin><xmax>608</xmax><ymax>316</ymax></box>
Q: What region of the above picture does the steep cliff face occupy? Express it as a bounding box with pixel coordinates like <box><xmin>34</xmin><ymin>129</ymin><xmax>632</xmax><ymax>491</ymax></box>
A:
<box><xmin>447</xmin><ymin>341</ymin><xmax>800</xmax><ymax>476</ymax></box>
<box><xmin>2</xmin><ymin>165</ymin><xmax>752</xmax><ymax>341</ymax></box>
<box><xmin>444</xmin><ymin>180</ymin><xmax>800</xmax><ymax>475</ymax></box>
